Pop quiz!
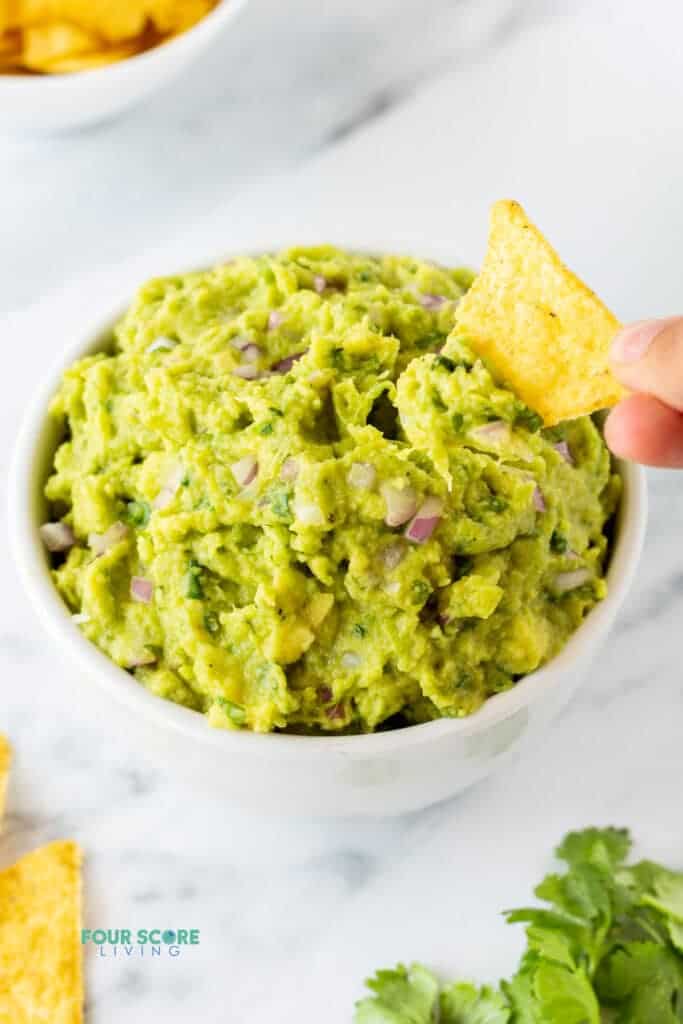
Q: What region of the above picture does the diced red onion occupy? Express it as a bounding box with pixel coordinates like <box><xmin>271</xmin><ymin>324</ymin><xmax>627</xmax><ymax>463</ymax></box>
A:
<box><xmin>341</xmin><ymin>651</ymin><xmax>362</xmax><ymax>670</ymax></box>
<box><xmin>317</xmin><ymin>685</ymin><xmax>333</xmax><ymax>703</ymax></box>
<box><xmin>532</xmin><ymin>486</ymin><xmax>546</xmax><ymax>512</ymax></box>
<box><xmin>553</xmin><ymin>568</ymin><xmax>591</xmax><ymax>592</ymax></box>
<box><xmin>40</xmin><ymin>521</ymin><xmax>75</xmax><ymax>553</ymax></box>
<box><xmin>241</xmin><ymin>343</ymin><xmax>261</xmax><ymax>364</ymax></box>
<box><xmin>146</xmin><ymin>336</ymin><xmax>177</xmax><ymax>354</ymax></box>
<box><xmin>348</xmin><ymin>462</ymin><xmax>376</xmax><ymax>490</ymax></box>
<box><xmin>405</xmin><ymin>496</ymin><xmax>443</xmax><ymax>544</ymax></box>
<box><xmin>381</xmin><ymin>543</ymin><xmax>406</xmax><ymax>570</ymax></box>
<box><xmin>420</xmin><ymin>293</ymin><xmax>447</xmax><ymax>310</ymax></box>
<box><xmin>89</xmin><ymin>522</ymin><xmax>129</xmax><ymax>556</ymax></box>
<box><xmin>128</xmin><ymin>651</ymin><xmax>157</xmax><ymax>668</ymax></box>
<box><xmin>230</xmin><ymin>335</ymin><xmax>253</xmax><ymax>351</ymax></box>
<box><xmin>268</xmin><ymin>310</ymin><xmax>284</xmax><ymax>330</ymax></box>
<box><xmin>295</xmin><ymin>500</ymin><xmax>325</xmax><ymax>526</ymax></box>
<box><xmin>153</xmin><ymin>463</ymin><xmax>185</xmax><ymax>510</ymax></box>
<box><xmin>72</xmin><ymin>612</ymin><xmax>90</xmax><ymax>625</ymax></box>
<box><xmin>232</xmin><ymin>364</ymin><xmax>261</xmax><ymax>380</ymax></box>
<box><xmin>272</xmin><ymin>350</ymin><xmax>306</xmax><ymax>374</ymax></box>
<box><xmin>326</xmin><ymin>702</ymin><xmax>345</xmax><ymax>721</ymax></box>
<box><xmin>130</xmin><ymin>576</ymin><xmax>154</xmax><ymax>604</ymax></box>
<box><xmin>554</xmin><ymin>440</ymin><xmax>574</xmax><ymax>465</ymax></box>
<box><xmin>469</xmin><ymin>420</ymin><xmax>510</xmax><ymax>445</ymax></box>
<box><xmin>280</xmin><ymin>457</ymin><xmax>300</xmax><ymax>482</ymax></box>
<box><xmin>380</xmin><ymin>483</ymin><xmax>417</xmax><ymax>527</ymax></box>
<box><xmin>153</xmin><ymin>489</ymin><xmax>174</xmax><ymax>512</ymax></box>
<box><xmin>231</xmin><ymin>455</ymin><xmax>258</xmax><ymax>488</ymax></box>
<box><xmin>313</xmin><ymin>274</ymin><xmax>326</xmax><ymax>294</ymax></box>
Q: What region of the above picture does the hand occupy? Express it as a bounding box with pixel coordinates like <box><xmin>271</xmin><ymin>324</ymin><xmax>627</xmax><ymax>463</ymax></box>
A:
<box><xmin>605</xmin><ymin>317</ymin><xmax>683</xmax><ymax>467</ymax></box>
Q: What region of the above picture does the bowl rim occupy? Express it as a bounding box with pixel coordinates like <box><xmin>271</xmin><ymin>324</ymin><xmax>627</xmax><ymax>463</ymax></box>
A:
<box><xmin>8</xmin><ymin>256</ymin><xmax>648</xmax><ymax>759</ymax></box>
<box><xmin>0</xmin><ymin>0</ymin><xmax>249</xmax><ymax>86</ymax></box>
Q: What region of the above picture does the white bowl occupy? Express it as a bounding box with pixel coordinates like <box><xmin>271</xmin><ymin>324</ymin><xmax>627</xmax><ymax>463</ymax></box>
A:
<box><xmin>9</xmin><ymin>273</ymin><xmax>647</xmax><ymax>818</ymax></box>
<box><xmin>0</xmin><ymin>0</ymin><xmax>249</xmax><ymax>135</ymax></box>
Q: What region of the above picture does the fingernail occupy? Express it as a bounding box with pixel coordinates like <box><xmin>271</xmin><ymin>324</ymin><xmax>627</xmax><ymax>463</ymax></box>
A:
<box><xmin>611</xmin><ymin>318</ymin><xmax>671</xmax><ymax>364</ymax></box>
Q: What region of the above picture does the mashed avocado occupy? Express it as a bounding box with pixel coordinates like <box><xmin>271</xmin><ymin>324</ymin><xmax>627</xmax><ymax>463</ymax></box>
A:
<box><xmin>43</xmin><ymin>247</ymin><xmax>620</xmax><ymax>733</ymax></box>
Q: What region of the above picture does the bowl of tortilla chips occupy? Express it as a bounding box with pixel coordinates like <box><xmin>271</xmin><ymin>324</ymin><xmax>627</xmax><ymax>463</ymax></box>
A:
<box><xmin>0</xmin><ymin>0</ymin><xmax>249</xmax><ymax>134</ymax></box>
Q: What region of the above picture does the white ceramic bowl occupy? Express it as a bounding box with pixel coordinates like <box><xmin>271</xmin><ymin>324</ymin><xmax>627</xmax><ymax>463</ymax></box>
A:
<box><xmin>0</xmin><ymin>0</ymin><xmax>249</xmax><ymax>135</ymax></box>
<box><xmin>9</xmin><ymin>274</ymin><xmax>647</xmax><ymax>818</ymax></box>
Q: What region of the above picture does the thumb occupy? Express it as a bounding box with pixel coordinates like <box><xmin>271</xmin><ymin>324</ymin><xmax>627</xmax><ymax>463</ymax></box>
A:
<box><xmin>610</xmin><ymin>316</ymin><xmax>683</xmax><ymax>410</ymax></box>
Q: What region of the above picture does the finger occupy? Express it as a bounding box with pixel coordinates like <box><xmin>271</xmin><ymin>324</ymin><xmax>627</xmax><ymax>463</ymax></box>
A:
<box><xmin>604</xmin><ymin>392</ymin><xmax>683</xmax><ymax>467</ymax></box>
<box><xmin>610</xmin><ymin>316</ymin><xmax>683</xmax><ymax>410</ymax></box>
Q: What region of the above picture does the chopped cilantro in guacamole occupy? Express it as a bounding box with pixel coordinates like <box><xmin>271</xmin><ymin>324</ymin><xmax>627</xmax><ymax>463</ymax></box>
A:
<box><xmin>43</xmin><ymin>247</ymin><xmax>620</xmax><ymax>733</ymax></box>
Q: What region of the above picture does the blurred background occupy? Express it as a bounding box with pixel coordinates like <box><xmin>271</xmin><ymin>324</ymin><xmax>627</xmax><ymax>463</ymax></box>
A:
<box><xmin>3</xmin><ymin>0</ymin><xmax>599</xmax><ymax>309</ymax></box>
<box><xmin>4</xmin><ymin>0</ymin><xmax>683</xmax><ymax>325</ymax></box>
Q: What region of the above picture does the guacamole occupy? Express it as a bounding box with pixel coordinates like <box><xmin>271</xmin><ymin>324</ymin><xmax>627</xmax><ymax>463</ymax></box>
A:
<box><xmin>42</xmin><ymin>247</ymin><xmax>620</xmax><ymax>733</ymax></box>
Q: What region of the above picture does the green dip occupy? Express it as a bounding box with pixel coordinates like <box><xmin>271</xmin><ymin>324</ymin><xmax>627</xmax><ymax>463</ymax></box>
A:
<box><xmin>43</xmin><ymin>247</ymin><xmax>620</xmax><ymax>733</ymax></box>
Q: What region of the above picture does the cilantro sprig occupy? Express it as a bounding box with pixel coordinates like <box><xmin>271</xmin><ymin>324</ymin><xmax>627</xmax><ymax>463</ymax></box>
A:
<box><xmin>354</xmin><ymin>827</ymin><xmax>683</xmax><ymax>1023</ymax></box>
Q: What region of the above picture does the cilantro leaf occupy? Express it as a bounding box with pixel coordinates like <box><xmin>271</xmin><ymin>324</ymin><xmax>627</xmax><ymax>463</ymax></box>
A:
<box><xmin>265</xmin><ymin>483</ymin><xmax>293</xmax><ymax>522</ymax></box>
<box><xmin>184</xmin><ymin>558</ymin><xmax>204</xmax><ymax>599</ymax></box>
<box><xmin>507</xmin><ymin>833</ymin><xmax>635</xmax><ymax>978</ymax></box>
<box><xmin>595</xmin><ymin>942</ymin><xmax>683</xmax><ymax>1023</ymax></box>
<box><xmin>214</xmin><ymin>697</ymin><xmax>246</xmax><ymax>726</ymax></box>
<box><xmin>530</xmin><ymin>961</ymin><xmax>601</xmax><ymax>1023</ymax></box>
<box><xmin>524</xmin><ymin>927</ymin><xmax>576</xmax><ymax>970</ymax></box>
<box><xmin>642</xmin><ymin>868</ymin><xmax>683</xmax><ymax>924</ymax></box>
<box><xmin>514</xmin><ymin>406</ymin><xmax>543</xmax><ymax>433</ymax></box>
<box><xmin>354</xmin><ymin>963</ymin><xmax>439</xmax><ymax>1024</ymax></box>
<box><xmin>669</xmin><ymin>920</ymin><xmax>683</xmax><ymax>956</ymax></box>
<box><xmin>637</xmin><ymin>864</ymin><xmax>683</xmax><ymax>953</ymax></box>
<box><xmin>503</xmin><ymin>955</ymin><xmax>600</xmax><ymax>1023</ymax></box>
<box><xmin>555</xmin><ymin>828</ymin><xmax>632</xmax><ymax>872</ymax></box>
<box><xmin>125</xmin><ymin>499</ymin><xmax>151</xmax><ymax>527</ymax></box>
<box><xmin>356</xmin><ymin>827</ymin><xmax>683</xmax><ymax>1024</ymax></box>
<box><xmin>440</xmin><ymin>981</ymin><xmax>510</xmax><ymax>1023</ymax></box>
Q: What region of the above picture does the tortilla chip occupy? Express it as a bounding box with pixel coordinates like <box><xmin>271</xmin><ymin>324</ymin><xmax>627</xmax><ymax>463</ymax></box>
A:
<box><xmin>0</xmin><ymin>24</ymin><xmax>22</xmax><ymax>70</ymax></box>
<box><xmin>0</xmin><ymin>840</ymin><xmax>83</xmax><ymax>1023</ymax></box>
<box><xmin>0</xmin><ymin>54</ymin><xmax>23</xmax><ymax>71</ymax></box>
<box><xmin>0</xmin><ymin>0</ymin><xmax>217</xmax><ymax>73</ymax></box>
<box><xmin>454</xmin><ymin>200</ymin><xmax>625</xmax><ymax>426</ymax></box>
<box><xmin>4</xmin><ymin>0</ymin><xmax>51</xmax><ymax>29</ymax></box>
<box><xmin>0</xmin><ymin>27</ymin><xmax>21</xmax><ymax>53</ymax></box>
<box><xmin>42</xmin><ymin>40</ymin><xmax>140</xmax><ymax>72</ymax></box>
<box><xmin>0</xmin><ymin>0</ymin><xmax>22</xmax><ymax>32</ymax></box>
<box><xmin>147</xmin><ymin>0</ymin><xmax>214</xmax><ymax>34</ymax></box>
<box><xmin>5</xmin><ymin>0</ymin><xmax>145</xmax><ymax>38</ymax></box>
<box><xmin>54</xmin><ymin>0</ymin><xmax>147</xmax><ymax>42</ymax></box>
<box><xmin>22</xmin><ymin>20</ymin><xmax>101</xmax><ymax>69</ymax></box>
<box><xmin>0</xmin><ymin>735</ymin><xmax>10</xmax><ymax>825</ymax></box>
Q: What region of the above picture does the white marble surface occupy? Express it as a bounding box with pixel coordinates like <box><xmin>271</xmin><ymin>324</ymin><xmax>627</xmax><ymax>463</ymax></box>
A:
<box><xmin>2</xmin><ymin>1</ymin><xmax>683</xmax><ymax>1020</ymax></box>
